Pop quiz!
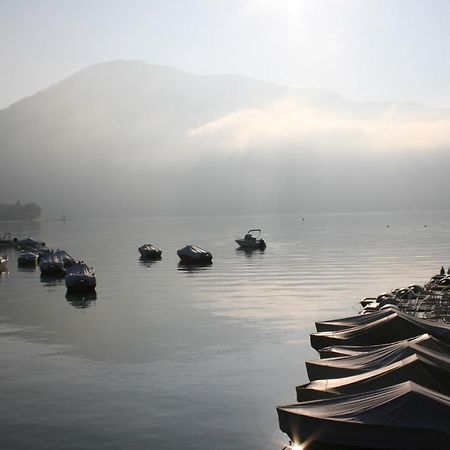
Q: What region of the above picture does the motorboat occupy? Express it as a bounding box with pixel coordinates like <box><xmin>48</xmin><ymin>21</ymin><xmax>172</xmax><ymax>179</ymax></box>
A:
<box><xmin>235</xmin><ymin>229</ymin><xmax>266</xmax><ymax>250</ymax></box>
<box><xmin>53</xmin><ymin>249</ymin><xmax>76</xmax><ymax>267</ymax></box>
<box><xmin>177</xmin><ymin>245</ymin><xmax>212</xmax><ymax>264</ymax></box>
<box><xmin>65</xmin><ymin>262</ymin><xmax>96</xmax><ymax>292</ymax></box>
<box><xmin>0</xmin><ymin>233</ymin><xmax>18</xmax><ymax>247</ymax></box>
<box><xmin>138</xmin><ymin>244</ymin><xmax>162</xmax><ymax>259</ymax></box>
<box><xmin>39</xmin><ymin>253</ymin><xmax>65</xmax><ymax>276</ymax></box>
<box><xmin>17</xmin><ymin>251</ymin><xmax>39</xmax><ymax>267</ymax></box>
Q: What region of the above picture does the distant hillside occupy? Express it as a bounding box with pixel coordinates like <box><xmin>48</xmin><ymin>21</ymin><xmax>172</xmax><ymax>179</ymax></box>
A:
<box><xmin>0</xmin><ymin>201</ymin><xmax>41</xmax><ymax>221</ymax></box>
<box><xmin>0</xmin><ymin>60</ymin><xmax>449</xmax><ymax>217</ymax></box>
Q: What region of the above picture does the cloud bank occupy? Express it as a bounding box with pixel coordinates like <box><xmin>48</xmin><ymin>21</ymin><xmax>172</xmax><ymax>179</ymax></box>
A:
<box><xmin>188</xmin><ymin>98</ymin><xmax>450</xmax><ymax>153</ymax></box>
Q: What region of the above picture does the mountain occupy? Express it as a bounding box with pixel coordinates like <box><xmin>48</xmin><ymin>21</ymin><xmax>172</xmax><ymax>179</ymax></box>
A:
<box><xmin>1</xmin><ymin>60</ymin><xmax>449</xmax><ymax>217</ymax></box>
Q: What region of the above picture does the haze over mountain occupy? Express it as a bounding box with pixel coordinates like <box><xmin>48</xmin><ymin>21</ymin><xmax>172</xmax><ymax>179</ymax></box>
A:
<box><xmin>1</xmin><ymin>60</ymin><xmax>449</xmax><ymax>218</ymax></box>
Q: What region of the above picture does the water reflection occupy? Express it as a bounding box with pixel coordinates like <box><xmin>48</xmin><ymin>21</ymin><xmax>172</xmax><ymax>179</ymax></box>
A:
<box><xmin>40</xmin><ymin>273</ymin><xmax>65</xmax><ymax>286</ymax></box>
<box><xmin>66</xmin><ymin>291</ymin><xmax>97</xmax><ymax>309</ymax></box>
<box><xmin>17</xmin><ymin>266</ymin><xmax>37</xmax><ymax>273</ymax></box>
<box><xmin>177</xmin><ymin>261</ymin><xmax>213</xmax><ymax>272</ymax></box>
<box><xmin>235</xmin><ymin>247</ymin><xmax>266</xmax><ymax>258</ymax></box>
<box><xmin>138</xmin><ymin>257</ymin><xmax>161</xmax><ymax>268</ymax></box>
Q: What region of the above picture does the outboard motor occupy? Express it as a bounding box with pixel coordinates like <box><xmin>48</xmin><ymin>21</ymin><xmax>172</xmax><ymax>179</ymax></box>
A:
<box><xmin>259</xmin><ymin>239</ymin><xmax>266</xmax><ymax>250</ymax></box>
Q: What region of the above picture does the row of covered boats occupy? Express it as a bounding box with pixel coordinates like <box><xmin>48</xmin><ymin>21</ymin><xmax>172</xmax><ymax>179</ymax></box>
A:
<box><xmin>138</xmin><ymin>229</ymin><xmax>266</xmax><ymax>264</ymax></box>
<box><xmin>277</xmin><ymin>269</ymin><xmax>450</xmax><ymax>450</ymax></box>
<box><xmin>9</xmin><ymin>237</ymin><xmax>96</xmax><ymax>293</ymax></box>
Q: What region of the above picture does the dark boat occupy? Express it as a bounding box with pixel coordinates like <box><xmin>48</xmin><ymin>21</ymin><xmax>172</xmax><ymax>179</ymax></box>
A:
<box><xmin>39</xmin><ymin>253</ymin><xmax>65</xmax><ymax>276</ymax></box>
<box><xmin>138</xmin><ymin>244</ymin><xmax>162</xmax><ymax>259</ymax></box>
<box><xmin>235</xmin><ymin>229</ymin><xmax>266</xmax><ymax>250</ymax></box>
<box><xmin>17</xmin><ymin>251</ymin><xmax>39</xmax><ymax>267</ymax></box>
<box><xmin>0</xmin><ymin>233</ymin><xmax>18</xmax><ymax>247</ymax></box>
<box><xmin>278</xmin><ymin>381</ymin><xmax>450</xmax><ymax>450</ymax></box>
<box><xmin>177</xmin><ymin>245</ymin><xmax>212</xmax><ymax>264</ymax></box>
<box><xmin>65</xmin><ymin>262</ymin><xmax>96</xmax><ymax>292</ymax></box>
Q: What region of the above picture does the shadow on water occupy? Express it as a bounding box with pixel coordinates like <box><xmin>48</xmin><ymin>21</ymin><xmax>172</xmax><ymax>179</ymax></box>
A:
<box><xmin>65</xmin><ymin>291</ymin><xmax>97</xmax><ymax>309</ymax></box>
<box><xmin>40</xmin><ymin>273</ymin><xmax>65</xmax><ymax>286</ymax></box>
<box><xmin>17</xmin><ymin>266</ymin><xmax>37</xmax><ymax>273</ymax></box>
<box><xmin>235</xmin><ymin>247</ymin><xmax>266</xmax><ymax>258</ymax></box>
<box><xmin>138</xmin><ymin>256</ymin><xmax>162</xmax><ymax>268</ymax></box>
<box><xmin>177</xmin><ymin>261</ymin><xmax>213</xmax><ymax>272</ymax></box>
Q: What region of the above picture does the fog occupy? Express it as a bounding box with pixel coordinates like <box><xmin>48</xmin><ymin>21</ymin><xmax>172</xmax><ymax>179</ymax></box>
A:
<box><xmin>1</xmin><ymin>60</ymin><xmax>449</xmax><ymax>218</ymax></box>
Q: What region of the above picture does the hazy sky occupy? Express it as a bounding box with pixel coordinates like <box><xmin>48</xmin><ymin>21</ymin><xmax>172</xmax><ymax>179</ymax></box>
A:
<box><xmin>1</xmin><ymin>0</ymin><xmax>450</xmax><ymax>109</ymax></box>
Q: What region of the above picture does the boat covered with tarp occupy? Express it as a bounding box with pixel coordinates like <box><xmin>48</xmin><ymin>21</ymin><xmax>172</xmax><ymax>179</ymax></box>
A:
<box><xmin>17</xmin><ymin>251</ymin><xmax>39</xmax><ymax>267</ymax></box>
<box><xmin>0</xmin><ymin>233</ymin><xmax>18</xmax><ymax>247</ymax></box>
<box><xmin>310</xmin><ymin>310</ymin><xmax>450</xmax><ymax>351</ymax></box>
<box><xmin>39</xmin><ymin>253</ymin><xmax>65</xmax><ymax>276</ymax></box>
<box><xmin>177</xmin><ymin>245</ymin><xmax>212</xmax><ymax>264</ymax></box>
<box><xmin>65</xmin><ymin>262</ymin><xmax>96</xmax><ymax>292</ymax></box>
<box><xmin>16</xmin><ymin>237</ymin><xmax>46</xmax><ymax>247</ymax></box>
<box><xmin>278</xmin><ymin>381</ymin><xmax>450</xmax><ymax>450</ymax></box>
<box><xmin>318</xmin><ymin>333</ymin><xmax>450</xmax><ymax>359</ymax></box>
<box><xmin>53</xmin><ymin>250</ymin><xmax>75</xmax><ymax>267</ymax></box>
<box><xmin>315</xmin><ymin>307</ymin><xmax>398</xmax><ymax>333</ymax></box>
<box><xmin>297</xmin><ymin>346</ymin><xmax>450</xmax><ymax>401</ymax></box>
<box><xmin>138</xmin><ymin>244</ymin><xmax>162</xmax><ymax>259</ymax></box>
<box><xmin>306</xmin><ymin>334</ymin><xmax>450</xmax><ymax>381</ymax></box>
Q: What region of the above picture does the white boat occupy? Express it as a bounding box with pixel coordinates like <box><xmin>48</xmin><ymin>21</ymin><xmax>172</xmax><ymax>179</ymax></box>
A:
<box><xmin>39</xmin><ymin>253</ymin><xmax>65</xmax><ymax>276</ymax></box>
<box><xmin>65</xmin><ymin>262</ymin><xmax>96</xmax><ymax>292</ymax></box>
<box><xmin>138</xmin><ymin>244</ymin><xmax>162</xmax><ymax>259</ymax></box>
<box><xmin>177</xmin><ymin>245</ymin><xmax>212</xmax><ymax>264</ymax></box>
<box><xmin>235</xmin><ymin>229</ymin><xmax>266</xmax><ymax>249</ymax></box>
<box><xmin>17</xmin><ymin>251</ymin><xmax>39</xmax><ymax>267</ymax></box>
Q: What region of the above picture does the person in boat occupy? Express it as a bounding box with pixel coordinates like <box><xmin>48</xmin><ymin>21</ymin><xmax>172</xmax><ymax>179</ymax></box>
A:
<box><xmin>440</xmin><ymin>266</ymin><xmax>445</xmax><ymax>275</ymax></box>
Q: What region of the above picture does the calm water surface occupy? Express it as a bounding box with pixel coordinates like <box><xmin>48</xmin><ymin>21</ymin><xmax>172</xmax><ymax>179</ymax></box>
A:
<box><xmin>1</xmin><ymin>212</ymin><xmax>450</xmax><ymax>449</ymax></box>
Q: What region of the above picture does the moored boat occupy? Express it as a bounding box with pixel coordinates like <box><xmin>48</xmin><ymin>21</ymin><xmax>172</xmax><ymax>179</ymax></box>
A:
<box><xmin>177</xmin><ymin>245</ymin><xmax>212</xmax><ymax>264</ymax></box>
<box><xmin>0</xmin><ymin>233</ymin><xmax>18</xmax><ymax>247</ymax></box>
<box><xmin>39</xmin><ymin>253</ymin><xmax>65</xmax><ymax>276</ymax></box>
<box><xmin>278</xmin><ymin>382</ymin><xmax>450</xmax><ymax>450</ymax></box>
<box><xmin>17</xmin><ymin>251</ymin><xmax>39</xmax><ymax>267</ymax></box>
<box><xmin>235</xmin><ymin>229</ymin><xmax>266</xmax><ymax>250</ymax></box>
<box><xmin>138</xmin><ymin>244</ymin><xmax>162</xmax><ymax>259</ymax></box>
<box><xmin>53</xmin><ymin>249</ymin><xmax>76</xmax><ymax>267</ymax></box>
<box><xmin>65</xmin><ymin>262</ymin><xmax>96</xmax><ymax>292</ymax></box>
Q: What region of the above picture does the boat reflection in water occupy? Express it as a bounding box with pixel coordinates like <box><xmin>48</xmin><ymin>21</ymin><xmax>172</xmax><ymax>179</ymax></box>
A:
<box><xmin>40</xmin><ymin>273</ymin><xmax>65</xmax><ymax>286</ymax></box>
<box><xmin>177</xmin><ymin>260</ymin><xmax>212</xmax><ymax>272</ymax></box>
<box><xmin>66</xmin><ymin>290</ymin><xmax>97</xmax><ymax>309</ymax></box>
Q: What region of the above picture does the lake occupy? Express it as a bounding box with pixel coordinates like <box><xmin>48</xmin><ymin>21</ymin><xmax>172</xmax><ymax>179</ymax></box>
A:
<box><xmin>1</xmin><ymin>212</ymin><xmax>450</xmax><ymax>449</ymax></box>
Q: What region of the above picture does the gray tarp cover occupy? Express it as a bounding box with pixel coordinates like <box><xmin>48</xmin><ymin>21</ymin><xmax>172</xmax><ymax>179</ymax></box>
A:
<box><xmin>315</xmin><ymin>308</ymin><xmax>397</xmax><ymax>332</ymax></box>
<box><xmin>310</xmin><ymin>311</ymin><xmax>450</xmax><ymax>351</ymax></box>
<box><xmin>317</xmin><ymin>333</ymin><xmax>450</xmax><ymax>359</ymax></box>
<box><xmin>306</xmin><ymin>334</ymin><xmax>450</xmax><ymax>381</ymax></box>
<box><xmin>278</xmin><ymin>381</ymin><xmax>450</xmax><ymax>450</ymax></box>
<box><xmin>297</xmin><ymin>346</ymin><xmax>450</xmax><ymax>401</ymax></box>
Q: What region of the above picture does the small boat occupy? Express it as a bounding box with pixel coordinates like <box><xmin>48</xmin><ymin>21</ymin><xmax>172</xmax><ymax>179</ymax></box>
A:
<box><xmin>177</xmin><ymin>245</ymin><xmax>212</xmax><ymax>264</ymax></box>
<box><xmin>65</xmin><ymin>262</ymin><xmax>96</xmax><ymax>292</ymax></box>
<box><xmin>39</xmin><ymin>253</ymin><xmax>65</xmax><ymax>276</ymax></box>
<box><xmin>138</xmin><ymin>244</ymin><xmax>162</xmax><ymax>259</ymax></box>
<box><xmin>16</xmin><ymin>237</ymin><xmax>46</xmax><ymax>247</ymax></box>
<box><xmin>235</xmin><ymin>229</ymin><xmax>266</xmax><ymax>250</ymax></box>
<box><xmin>0</xmin><ymin>233</ymin><xmax>18</xmax><ymax>247</ymax></box>
<box><xmin>53</xmin><ymin>250</ymin><xmax>76</xmax><ymax>267</ymax></box>
<box><xmin>17</xmin><ymin>251</ymin><xmax>39</xmax><ymax>267</ymax></box>
<box><xmin>0</xmin><ymin>255</ymin><xmax>8</xmax><ymax>266</ymax></box>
